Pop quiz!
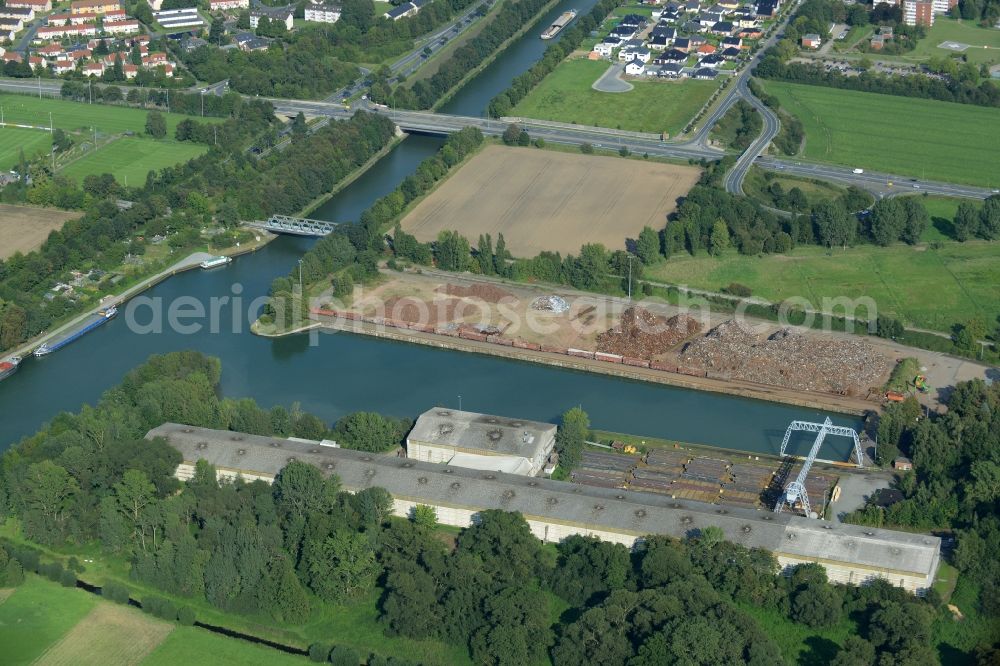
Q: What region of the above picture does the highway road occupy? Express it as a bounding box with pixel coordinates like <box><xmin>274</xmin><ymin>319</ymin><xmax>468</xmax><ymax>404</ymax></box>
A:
<box><xmin>0</xmin><ymin>77</ymin><xmax>994</xmax><ymax>201</ymax></box>
<box><xmin>723</xmin><ymin>74</ymin><xmax>780</xmax><ymax>195</ymax></box>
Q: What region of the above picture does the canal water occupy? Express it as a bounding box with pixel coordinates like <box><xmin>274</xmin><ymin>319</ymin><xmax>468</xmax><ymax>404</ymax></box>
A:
<box><xmin>0</xmin><ymin>1</ymin><xmax>864</xmax><ymax>458</ymax></box>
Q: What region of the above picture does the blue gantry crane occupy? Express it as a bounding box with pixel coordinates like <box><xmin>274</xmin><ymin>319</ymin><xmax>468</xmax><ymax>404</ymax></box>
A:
<box><xmin>774</xmin><ymin>418</ymin><xmax>863</xmax><ymax>517</ymax></box>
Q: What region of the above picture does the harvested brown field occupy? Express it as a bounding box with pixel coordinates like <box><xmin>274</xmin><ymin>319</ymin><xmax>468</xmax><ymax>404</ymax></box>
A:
<box><xmin>681</xmin><ymin>320</ymin><xmax>892</xmax><ymax>396</ymax></box>
<box><xmin>596</xmin><ymin>307</ymin><xmax>701</xmax><ymax>360</ymax></box>
<box><xmin>399</xmin><ymin>145</ymin><xmax>700</xmax><ymax>257</ymax></box>
<box><xmin>36</xmin><ymin>603</ymin><xmax>174</xmax><ymax>666</ymax></box>
<box><xmin>0</xmin><ymin>204</ymin><xmax>80</xmax><ymax>260</ymax></box>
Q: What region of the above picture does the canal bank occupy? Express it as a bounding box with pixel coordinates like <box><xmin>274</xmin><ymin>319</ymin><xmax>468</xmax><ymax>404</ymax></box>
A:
<box><xmin>302</xmin><ymin>314</ymin><xmax>873</xmax><ymax>416</ymax></box>
<box><xmin>0</xmin><ymin>0</ymin><xmax>862</xmax><ymax>461</ymax></box>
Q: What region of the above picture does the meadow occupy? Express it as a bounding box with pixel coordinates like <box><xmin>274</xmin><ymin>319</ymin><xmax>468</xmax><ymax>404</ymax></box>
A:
<box><xmin>908</xmin><ymin>18</ymin><xmax>1000</xmax><ymax>66</ymax></box>
<box><xmin>61</xmin><ymin>137</ymin><xmax>207</xmax><ymax>186</ymax></box>
<box><xmin>0</xmin><ymin>127</ymin><xmax>52</xmax><ymax>171</ymax></box>
<box><xmin>510</xmin><ymin>58</ymin><xmax>717</xmax><ymax>136</ymax></box>
<box><xmin>645</xmin><ymin>239</ymin><xmax>1000</xmax><ymax>332</ymax></box>
<box><xmin>759</xmin><ymin>81</ymin><xmax>1000</xmax><ymax>187</ymax></box>
<box><xmin>0</xmin><ymin>576</ymin><xmax>97</xmax><ymax>665</ymax></box>
<box><xmin>0</xmin><ymin>94</ymin><xmax>217</xmax><ymax>136</ymax></box>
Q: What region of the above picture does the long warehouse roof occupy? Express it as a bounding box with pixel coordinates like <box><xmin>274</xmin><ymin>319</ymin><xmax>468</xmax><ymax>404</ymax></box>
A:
<box><xmin>148</xmin><ymin>423</ymin><xmax>940</xmax><ymax>578</ymax></box>
<box><xmin>407</xmin><ymin>408</ymin><xmax>555</xmax><ymax>458</ymax></box>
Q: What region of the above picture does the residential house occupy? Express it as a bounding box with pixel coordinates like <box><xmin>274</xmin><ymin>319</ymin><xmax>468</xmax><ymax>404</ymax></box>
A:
<box><xmin>800</xmin><ymin>33</ymin><xmax>821</xmax><ymax>48</ymax></box>
<box><xmin>721</xmin><ymin>35</ymin><xmax>742</xmax><ymax>48</ymax></box>
<box><xmin>710</xmin><ymin>20</ymin><xmax>734</xmax><ymax>34</ymax></box>
<box><xmin>625</xmin><ymin>58</ymin><xmax>645</xmax><ymax>75</ymax></box>
<box><xmin>83</xmin><ymin>61</ymin><xmax>104</xmax><ymax>75</ymax></box>
<box><xmin>660</xmin><ymin>9</ymin><xmax>681</xmax><ymax>21</ymax></box>
<box><xmin>609</xmin><ymin>24</ymin><xmax>636</xmax><ymax>39</ymax></box>
<box><xmin>673</xmin><ymin>36</ymin><xmax>690</xmax><ymax>51</ymax></box>
<box><xmin>146</xmin><ymin>0</ymin><xmax>163</xmax><ymax>10</ymax></box>
<box><xmin>696</xmin><ymin>42</ymin><xmax>716</xmax><ymax>54</ymax></box>
<box><xmin>303</xmin><ymin>2</ymin><xmax>341</xmax><ymax>22</ymax></box>
<box><xmin>70</xmin><ymin>0</ymin><xmax>121</xmax><ymax>15</ymax></box>
<box><xmin>655</xmin><ymin>47</ymin><xmax>687</xmax><ymax>63</ymax></box>
<box><xmin>182</xmin><ymin>36</ymin><xmax>208</xmax><ymax>51</ymax></box>
<box><xmin>47</xmin><ymin>12</ymin><xmax>97</xmax><ymax>25</ymax></box>
<box><xmin>684</xmin><ymin>0</ymin><xmax>700</xmax><ymax>11</ymax></box>
<box><xmin>658</xmin><ymin>61</ymin><xmax>686</xmax><ymax>77</ymax></box>
<box><xmin>688</xmin><ymin>34</ymin><xmax>707</xmax><ymax>47</ymax></box>
<box><xmin>681</xmin><ymin>19</ymin><xmax>701</xmax><ymax>33</ymax></box>
<box><xmin>650</xmin><ymin>24</ymin><xmax>676</xmax><ymax>39</ymax></box>
<box><xmin>592</xmin><ymin>40</ymin><xmax>615</xmax><ymax>57</ymax></box>
<box><xmin>69</xmin><ymin>48</ymin><xmax>92</xmax><ymax>59</ymax></box>
<box><xmin>7</xmin><ymin>0</ymin><xmax>52</xmax><ymax>11</ymax></box>
<box><xmin>737</xmin><ymin>27</ymin><xmax>762</xmax><ymax>39</ymax></box>
<box><xmin>618</xmin><ymin>41</ymin><xmax>649</xmax><ymax>61</ymax></box>
<box><xmin>869</xmin><ymin>33</ymin><xmax>885</xmax><ymax>49</ymax></box>
<box><xmin>28</xmin><ymin>55</ymin><xmax>44</xmax><ymax>70</ymax></box>
<box><xmin>123</xmin><ymin>63</ymin><xmax>138</xmax><ymax>78</ymax></box>
<box><xmin>756</xmin><ymin>0</ymin><xmax>777</xmax><ymax>16</ymax></box>
<box><xmin>37</xmin><ymin>43</ymin><xmax>65</xmax><ymax>58</ymax></box>
<box><xmin>698</xmin><ymin>11</ymin><xmax>723</xmax><ymax>25</ymax></box>
<box><xmin>237</xmin><ymin>35</ymin><xmax>269</xmax><ymax>50</ymax></box>
<box><xmin>893</xmin><ymin>457</ymin><xmax>913</xmax><ymax>471</ymax></box>
<box><xmin>103</xmin><ymin>19</ymin><xmax>140</xmax><ymax>34</ymax></box>
<box><xmin>698</xmin><ymin>52</ymin><xmax>724</xmax><ymax>67</ymax></box>
<box><xmin>0</xmin><ymin>17</ymin><xmax>25</xmax><ymax>32</ymax></box>
<box><xmin>35</xmin><ymin>23</ymin><xmax>98</xmax><ymax>40</ymax></box>
<box><xmin>647</xmin><ymin>33</ymin><xmax>672</xmax><ymax>49</ymax></box>
<box><xmin>693</xmin><ymin>66</ymin><xmax>717</xmax><ymax>79</ymax></box>
<box><xmin>384</xmin><ymin>2</ymin><xmax>417</xmax><ymax>19</ymax></box>
<box><xmin>52</xmin><ymin>59</ymin><xmax>75</xmax><ymax>73</ymax></box>
<box><xmin>250</xmin><ymin>7</ymin><xmax>293</xmax><ymax>30</ymax></box>
<box><xmin>209</xmin><ymin>0</ymin><xmax>249</xmax><ymax>10</ymax></box>
<box><xmin>720</xmin><ymin>46</ymin><xmax>741</xmax><ymax>58</ymax></box>
<box><xmin>618</xmin><ymin>13</ymin><xmax>647</xmax><ymax>29</ymax></box>
<box><xmin>0</xmin><ymin>6</ymin><xmax>35</xmax><ymax>22</ymax></box>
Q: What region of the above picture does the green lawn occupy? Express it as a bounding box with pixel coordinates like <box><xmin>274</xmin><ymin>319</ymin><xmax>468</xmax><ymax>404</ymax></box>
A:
<box><xmin>646</xmin><ymin>240</ymin><xmax>1000</xmax><ymax>332</ymax></box>
<box><xmin>144</xmin><ymin>627</ymin><xmax>312</xmax><ymax>666</ymax></box>
<box><xmin>0</xmin><ymin>127</ymin><xmax>51</xmax><ymax>171</ymax></box>
<box><xmin>511</xmin><ymin>58</ymin><xmax>718</xmax><ymax>135</ymax></box>
<box><xmin>61</xmin><ymin>137</ymin><xmax>207</xmax><ymax>185</ymax></box>
<box><xmin>0</xmin><ymin>94</ymin><xmax>217</xmax><ymax>136</ymax></box>
<box><xmin>759</xmin><ymin>81</ymin><xmax>1000</xmax><ymax>187</ymax></box>
<box><xmin>738</xmin><ymin>603</ymin><xmax>856</xmax><ymax>665</ymax></box>
<box><xmin>909</xmin><ymin>18</ymin><xmax>1000</xmax><ymax>66</ymax></box>
<box><xmin>899</xmin><ymin>195</ymin><xmax>964</xmax><ymax>242</ymax></box>
<box><xmin>0</xmin><ymin>576</ymin><xmax>97</xmax><ymax>665</ymax></box>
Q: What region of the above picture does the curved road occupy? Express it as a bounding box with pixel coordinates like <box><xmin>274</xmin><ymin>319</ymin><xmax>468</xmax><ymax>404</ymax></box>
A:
<box><xmin>0</xmin><ymin>69</ymin><xmax>993</xmax><ymax>201</ymax></box>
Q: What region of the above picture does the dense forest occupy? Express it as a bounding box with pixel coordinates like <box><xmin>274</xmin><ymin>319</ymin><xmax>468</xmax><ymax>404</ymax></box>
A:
<box><xmin>486</xmin><ymin>0</ymin><xmax>625</xmax><ymax>118</ymax></box>
<box><xmin>0</xmin><ymin>351</ymin><xmax>986</xmax><ymax>665</ymax></box>
<box><xmin>755</xmin><ymin>0</ymin><xmax>1000</xmax><ymax>108</ymax></box>
<box><xmin>0</xmin><ymin>105</ymin><xmax>395</xmax><ymax>355</ymax></box>
<box><xmin>846</xmin><ymin>382</ymin><xmax>1000</xmax><ymax>617</ymax></box>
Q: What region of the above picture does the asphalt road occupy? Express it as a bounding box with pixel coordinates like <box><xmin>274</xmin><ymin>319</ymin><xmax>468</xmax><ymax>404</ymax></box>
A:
<box><xmin>0</xmin><ymin>76</ymin><xmax>993</xmax><ymax>201</ymax></box>
<box><xmin>322</xmin><ymin>0</ymin><xmax>492</xmax><ymax>102</ymax></box>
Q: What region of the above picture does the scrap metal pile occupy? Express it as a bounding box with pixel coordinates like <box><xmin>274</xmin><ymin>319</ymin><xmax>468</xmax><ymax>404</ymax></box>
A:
<box><xmin>596</xmin><ymin>307</ymin><xmax>702</xmax><ymax>360</ymax></box>
<box><xmin>681</xmin><ymin>320</ymin><xmax>891</xmax><ymax>395</ymax></box>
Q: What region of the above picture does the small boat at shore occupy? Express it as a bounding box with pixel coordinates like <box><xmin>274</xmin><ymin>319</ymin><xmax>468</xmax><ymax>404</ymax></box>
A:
<box><xmin>541</xmin><ymin>10</ymin><xmax>577</xmax><ymax>39</ymax></box>
<box><xmin>200</xmin><ymin>255</ymin><xmax>232</xmax><ymax>270</ymax></box>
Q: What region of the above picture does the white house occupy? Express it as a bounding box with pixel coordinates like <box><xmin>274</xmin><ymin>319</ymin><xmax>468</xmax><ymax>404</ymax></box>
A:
<box><xmin>209</xmin><ymin>0</ymin><xmax>249</xmax><ymax>10</ymax></box>
<box><xmin>250</xmin><ymin>8</ymin><xmax>293</xmax><ymax>30</ymax></box>
<box><xmin>625</xmin><ymin>59</ymin><xmax>645</xmax><ymax>75</ymax></box>
<box><xmin>593</xmin><ymin>41</ymin><xmax>614</xmax><ymax>57</ymax></box>
<box><xmin>304</xmin><ymin>2</ymin><xmax>340</xmax><ymax>22</ymax></box>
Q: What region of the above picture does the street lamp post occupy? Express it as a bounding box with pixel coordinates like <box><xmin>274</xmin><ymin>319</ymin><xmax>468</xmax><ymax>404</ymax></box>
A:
<box><xmin>627</xmin><ymin>254</ymin><xmax>633</xmax><ymax>301</ymax></box>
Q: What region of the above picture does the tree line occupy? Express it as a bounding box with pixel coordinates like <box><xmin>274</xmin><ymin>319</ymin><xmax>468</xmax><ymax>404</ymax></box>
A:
<box><xmin>0</xmin><ymin>350</ymin><xmax>967</xmax><ymax>665</ymax></box>
<box><xmin>375</xmin><ymin>0</ymin><xmax>553</xmax><ymax>109</ymax></box>
<box><xmin>486</xmin><ymin>0</ymin><xmax>625</xmax><ymax>118</ymax></box>
<box><xmin>755</xmin><ymin>0</ymin><xmax>1000</xmax><ymax>108</ymax></box>
<box><xmin>60</xmin><ymin>82</ymin><xmax>248</xmax><ymax>119</ymax></box>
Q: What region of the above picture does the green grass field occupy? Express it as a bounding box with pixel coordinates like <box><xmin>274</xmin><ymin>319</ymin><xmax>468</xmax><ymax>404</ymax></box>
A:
<box><xmin>0</xmin><ymin>576</ymin><xmax>97</xmax><ymax>665</ymax></box>
<box><xmin>909</xmin><ymin>18</ymin><xmax>1000</xmax><ymax>66</ymax></box>
<box><xmin>0</xmin><ymin>127</ymin><xmax>52</xmax><ymax>171</ymax></box>
<box><xmin>61</xmin><ymin>137</ymin><xmax>208</xmax><ymax>185</ymax></box>
<box><xmin>646</xmin><ymin>240</ymin><xmax>1000</xmax><ymax>331</ymax></box>
<box><xmin>144</xmin><ymin>627</ymin><xmax>311</xmax><ymax>666</ymax></box>
<box><xmin>510</xmin><ymin>58</ymin><xmax>717</xmax><ymax>135</ymax></box>
<box><xmin>760</xmin><ymin>81</ymin><xmax>1000</xmax><ymax>187</ymax></box>
<box><xmin>0</xmin><ymin>95</ymin><xmax>216</xmax><ymax>136</ymax></box>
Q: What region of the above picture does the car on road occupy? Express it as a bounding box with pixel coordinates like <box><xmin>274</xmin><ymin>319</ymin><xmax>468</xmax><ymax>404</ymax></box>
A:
<box><xmin>852</xmin><ymin>168</ymin><xmax>864</xmax><ymax>174</ymax></box>
<box><xmin>913</xmin><ymin>184</ymin><xmax>920</xmax><ymax>189</ymax></box>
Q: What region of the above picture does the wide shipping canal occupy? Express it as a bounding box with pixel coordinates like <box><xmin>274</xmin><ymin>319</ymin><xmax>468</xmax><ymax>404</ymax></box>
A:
<box><xmin>0</xmin><ymin>0</ymin><xmax>863</xmax><ymax>457</ymax></box>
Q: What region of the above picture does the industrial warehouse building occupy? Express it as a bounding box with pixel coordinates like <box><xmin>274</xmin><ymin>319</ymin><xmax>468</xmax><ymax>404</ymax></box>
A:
<box><xmin>149</xmin><ymin>423</ymin><xmax>941</xmax><ymax>594</ymax></box>
<box><xmin>406</xmin><ymin>408</ymin><xmax>556</xmax><ymax>476</ymax></box>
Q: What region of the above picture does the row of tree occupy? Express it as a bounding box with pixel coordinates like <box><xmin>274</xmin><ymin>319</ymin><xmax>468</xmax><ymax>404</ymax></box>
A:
<box><xmin>485</xmin><ymin>0</ymin><xmax>625</xmax><ymax>118</ymax></box>
<box><xmin>756</xmin><ymin>1</ymin><xmax>1000</xmax><ymax>110</ymax></box>
<box><xmin>377</xmin><ymin>0</ymin><xmax>553</xmax><ymax>109</ymax></box>
<box><xmin>60</xmin><ymin>82</ymin><xmax>249</xmax><ymax>120</ymax></box>
<box><xmin>0</xmin><ymin>350</ymin><xmax>965</xmax><ymax>665</ymax></box>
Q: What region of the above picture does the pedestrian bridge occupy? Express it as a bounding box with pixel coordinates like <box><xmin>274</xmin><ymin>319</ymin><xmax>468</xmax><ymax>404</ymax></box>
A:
<box><xmin>247</xmin><ymin>215</ymin><xmax>338</xmax><ymax>237</ymax></box>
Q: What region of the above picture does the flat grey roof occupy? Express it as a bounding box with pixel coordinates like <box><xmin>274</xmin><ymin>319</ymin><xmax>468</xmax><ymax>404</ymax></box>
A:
<box><xmin>149</xmin><ymin>423</ymin><xmax>940</xmax><ymax>578</ymax></box>
<box><xmin>407</xmin><ymin>408</ymin><xmax>555</xmax><ymax>459</ymax></box>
